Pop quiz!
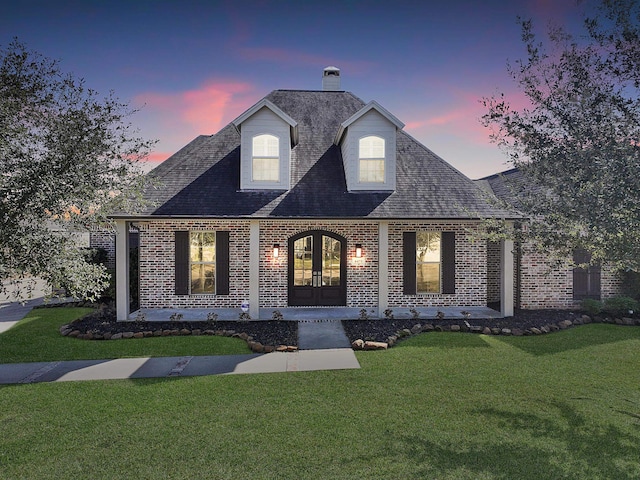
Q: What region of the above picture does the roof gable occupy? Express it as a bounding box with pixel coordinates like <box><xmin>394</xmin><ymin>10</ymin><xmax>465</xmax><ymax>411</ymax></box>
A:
<box><xmin>232</xmin><ymin>98</ymin><xmax>299</xmax><ymax>146</ymax></box>
<box><xmin>334</xmin><ymin>100</ymin><xmax>405</xmax><ymax>146</ymax></box>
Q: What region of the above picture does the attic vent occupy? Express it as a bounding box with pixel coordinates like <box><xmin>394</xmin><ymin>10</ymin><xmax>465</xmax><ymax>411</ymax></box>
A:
<box><xmin>322</xmin><ymin>66</ymin><xmax>341</xmax><ymax>91</ymax></box>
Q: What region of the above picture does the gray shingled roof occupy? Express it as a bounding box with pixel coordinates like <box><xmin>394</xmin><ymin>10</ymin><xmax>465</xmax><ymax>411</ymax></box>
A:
<box><xmin>120</xmin><ymin>90</ymin><xmax>516</xmax><ymax>219</ymax></box>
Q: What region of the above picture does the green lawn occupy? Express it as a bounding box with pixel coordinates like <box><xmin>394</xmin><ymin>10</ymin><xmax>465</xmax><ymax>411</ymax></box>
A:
<box><xmin>0</xmin><ymin>307</ymin><xmax>250</xmax><ymax>363</ymax></box>
<box><xmin>1</xmin><ymin>311</ymin><xmax>639</xmax><ymax>479</ymax></box>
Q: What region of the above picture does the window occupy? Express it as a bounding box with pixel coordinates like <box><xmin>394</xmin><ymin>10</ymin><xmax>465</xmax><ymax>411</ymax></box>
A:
<box><xmin>359</xmin><ymin>135</ymin><xmax>385</xmax><ymax>183</ymax></box>
<box><xmin>573</xmin><ymin>249</ymin><xmax>601</xmax><ymax>300</ymax></box>
<box><xmin>416</xmin><ymin>232</ymin><xmax>441</xmax><ymax>293</ymax></box>
<box><xmin>252</xmin><ymin>134</ymin><xmax>280</xmax><ymax>182</ymax></box>
<box><xmin>190</xmin><ymin>232</ymin><xmax>216</xmax><ymax>294</ymax></box>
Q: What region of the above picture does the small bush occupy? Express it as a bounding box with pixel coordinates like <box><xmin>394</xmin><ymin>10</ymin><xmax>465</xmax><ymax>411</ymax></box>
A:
<box><xmin>581</xmin><ymin>298</ymin><xmax>603</xmax><ymax>316</ymax></box>
<box><xmin>603</xmin><ymin>296</ymin><xmax>638</xmax><ymax>317</ymax></box>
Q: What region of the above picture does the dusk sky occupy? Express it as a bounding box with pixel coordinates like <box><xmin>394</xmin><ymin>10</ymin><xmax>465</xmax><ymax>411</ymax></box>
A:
<box><xmin>2</xmin><ymin>0</ymin><xmax>591</xmax><ymax>179</ymax></box>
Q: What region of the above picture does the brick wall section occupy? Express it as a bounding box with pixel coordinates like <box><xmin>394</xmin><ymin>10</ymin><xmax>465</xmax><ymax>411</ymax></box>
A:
<box><xmin>486</xmin><ymin>240</ymin><xmax>500</xmax><ymax>303</ymax></box>
<box><xmin>136</xmin><ymin>219</ymin><xmax>492</xmax><ymax>310</ymax></box>
<box><xmin>89</xmin><ymin>230</ymin><xmax>116</xmax><ymax>269</ymax></box>
<box><xmin>138</xmin><ymin>220</ymin><xmax>251</xmax><ymax>308</ymax></box>
<box><xmin>388</xmin><ymin>222</ymin><xmax>487</xmax><ymax>307</ymax></box>
<box><xmin>260</xmin><ymin>220</ymin><xmax>379</xmax><ymax>308</ymax></box>
<box><xmin>519</xmin><ymin>242</ymin><xmax>624</xmax><ymax>309</ymax></box>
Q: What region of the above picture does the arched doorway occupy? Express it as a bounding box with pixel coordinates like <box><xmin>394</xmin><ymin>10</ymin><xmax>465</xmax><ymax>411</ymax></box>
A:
<box><xmin>288</xmin><ymin>230</ymin><xmax>347</xmax><ymax>306</ymax></box>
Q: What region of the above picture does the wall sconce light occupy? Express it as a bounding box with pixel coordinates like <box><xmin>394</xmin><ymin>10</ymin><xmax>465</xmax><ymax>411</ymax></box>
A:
<box><xmin>273</xmin><ymin>243</ymin><xmax>280</xmax><ymax>258</ymax></box>
<box><xmin>355</xmin><ymin>243</ymin><xmax>362</xmax><ymax>258</ymax></box>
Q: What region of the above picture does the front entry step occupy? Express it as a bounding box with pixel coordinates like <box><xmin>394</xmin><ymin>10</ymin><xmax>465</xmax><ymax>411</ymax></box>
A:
<box><xmin>297</xmin><ymin>319</ymin><xmax>351</xmax><ymax>350</ymax></box>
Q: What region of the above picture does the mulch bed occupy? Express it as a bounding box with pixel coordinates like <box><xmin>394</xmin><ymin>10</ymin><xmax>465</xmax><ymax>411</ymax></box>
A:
<box><xmin>57</xmin><ymin>303</ymin><xmax>629</xmax><ymax>348</ymax></box>
<box><xmin>341</xmin><ymin>309</ymin><xmax>586</xmax><ymax>343</ymax></box>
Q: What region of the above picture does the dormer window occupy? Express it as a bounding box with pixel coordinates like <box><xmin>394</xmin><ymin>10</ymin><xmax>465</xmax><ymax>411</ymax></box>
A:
<box><xmin>232</xmin><ymin>99</ymin><xmax>298</xmax><ymax>191</ymax></box>
<box><xmin>334</xmin><ymin>101</ymin><xmax>404</xmax><ymax>192</ymax></box>
<box><xmin>252</xmin><ymin>134</ymin><xmax>280</xmax><ymax>182</ymax></box>
<box><xmin>359</xmin><ymin>135</ymin><xmax>385</xmax><ymax>183</ymax></box>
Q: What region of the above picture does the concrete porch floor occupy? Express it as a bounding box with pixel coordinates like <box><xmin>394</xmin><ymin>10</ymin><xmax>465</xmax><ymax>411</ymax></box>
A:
<box><xmin>127</xmin><ymin>306</ymin><xmax>503</xmax><ymax>322</ymax></box>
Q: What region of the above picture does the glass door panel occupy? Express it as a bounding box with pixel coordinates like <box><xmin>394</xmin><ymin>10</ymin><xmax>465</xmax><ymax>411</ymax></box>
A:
<box><xmin>293</xmin><ymin>235</ymin><xmax>313</xmax><ymax>286</ymax></box>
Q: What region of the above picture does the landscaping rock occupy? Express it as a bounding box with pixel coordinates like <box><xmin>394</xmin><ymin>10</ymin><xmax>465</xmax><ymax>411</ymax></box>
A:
<box><xmin>558</xmin><ymin>320</ymin><xmax>573</xmax><ymax>329</ymax></box>
<box><xmin>622</xmin><ymin>318</ymin><xmax>634</xmax><ymax>326</ymax></box>
<box><xmin>482</xmin><ymin>327</ymin><xmax>492</xmax><ymax>335</ymax></box>
<box><xmin>501</xmin><ymin>328</ymin><xmax>512</xmax><ymax>336</ymax></box>
<box><xmin>581</xmin><ymin>315</ymin><xmax>592</xmax><ymax>323</ymax></box>
<box><xmin>450</xmin><ymin>324</ymin><xmax>461</xmax><ymax>332</ymax></box>
<box><xmin>530</xmin><ymin>327</ymin><xmax>542</xmax><ymax>335</ymax></box>
<box><xmin>423</xmin><ymin>324</ymin><xmax>434</xmax><ymax>332</ymax></box>
<box><xmin>352</xmin><ymin>339</ymin><xmax>365</xmax><ymax>350</ymax></box>
<box><xmin>122</xmin><ymin>332</ymin><xmax>134</xmax><ymax>339</ymax></box>
<box><xmin>180</xmin><ymin>328</ymin><xmax>191</xmax><ymax>336</ymax></box>
<box><xmin>111</xmin><ymin>333</ymin><xmax>122</xmax><ymax>340</ymax></box>
<box><xmin>411</xmin><ymin>324</ymin><xmax>423</xmax><ymax>334</ymax></box>
<box><xmin>133</xmin><ymin>332</ymin><xmax>144</xmax><ymax>339</ymax></box>
<box><xmin>512</xmin><ymin>328</ymin><xmax>524</xmax><ymax>336</ymax></box>
<box><xmin>364</xmin><ymin>341</ymin><xmax>388</xmax><ymax>350</ymax></box>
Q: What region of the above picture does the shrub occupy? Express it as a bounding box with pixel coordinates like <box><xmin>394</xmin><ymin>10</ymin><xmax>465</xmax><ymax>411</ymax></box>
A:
<box><xmin>581</xmin><ymin>298</ymin><xmax>603</xmax><ymax>316</ymax></box>
<box><xmin>602</xmin><ymin>296</ymin><xmax>638</xmax><ymax>317</ymax></box>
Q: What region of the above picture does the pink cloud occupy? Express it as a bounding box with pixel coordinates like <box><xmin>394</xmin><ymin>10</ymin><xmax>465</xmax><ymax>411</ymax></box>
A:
<box><xmin>138</xmin><ymin>80</ymin><xmax>256</xmax><ymax>135</ymax></box>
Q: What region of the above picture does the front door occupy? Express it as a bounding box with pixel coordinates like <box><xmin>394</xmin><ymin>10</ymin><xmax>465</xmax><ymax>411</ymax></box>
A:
<box><xmin>288</xmin><ymin>230</ymin><xmax>347</xmax><ymax>306</ymax></box>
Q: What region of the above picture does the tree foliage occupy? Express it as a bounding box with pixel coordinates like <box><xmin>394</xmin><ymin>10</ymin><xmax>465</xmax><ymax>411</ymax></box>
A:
<box><xmin>0</xmin><ymin>39</ymin><xmax>153</xmax><ymax>300</ymax></box>
<box><xmin>482</xmin><ymin>0</ymin><xmax>640</xmax><ymax>271</ymax></box>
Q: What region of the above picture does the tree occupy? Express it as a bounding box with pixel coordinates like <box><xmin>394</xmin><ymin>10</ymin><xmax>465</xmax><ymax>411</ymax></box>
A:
<box><xmin>482</xmin><ymin>0</ymin><xmax>640</xmax><ymax>271</ymax></box>
<box><xmin>0</xmin><ymin>39</ymin><xmax>154</xmax><ymax>300</ymax></box>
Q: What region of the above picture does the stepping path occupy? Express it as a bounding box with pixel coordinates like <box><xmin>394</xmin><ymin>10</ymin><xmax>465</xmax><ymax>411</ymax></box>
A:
<box><xmin>297</xmin><ymin>319</ymin><xmax>352</xmax><ymax>350</ymax></box>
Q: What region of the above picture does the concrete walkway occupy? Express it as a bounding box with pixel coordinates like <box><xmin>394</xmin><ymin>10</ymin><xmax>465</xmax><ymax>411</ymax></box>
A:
<box><xmin>0</xmin><ymin>302</ymin><xmax>361</xmax><ymax>384</ymax></box>
<box><xmin>0</xmin><ymin>349</ymin><xmax>360</xmax><ymax>384</ymax></box>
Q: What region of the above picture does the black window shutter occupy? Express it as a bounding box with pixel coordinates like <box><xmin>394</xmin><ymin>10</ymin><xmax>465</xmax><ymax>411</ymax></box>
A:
<box><xmin>573</xmin><ymin>249</ymin><xmax>601</xmax><ymax>299</ymax></box>
<box><xmin>442</xmin><ymin>232</ymin><xmax>456</xmax><ymax>294</ymax></box>
<box><xmin>174</xmin><ymin>231</ymin><xmax>189</xmax><ymax>295</ymax></box>
<box><xmin>216</xmin><ymin>231</ymin><xmax>230</xmax><ymax>295</ymax></box>
<box><xmin>403</xmin><ymin>232</ymin><xmax>416</xmax><ymax>295</ymax></box>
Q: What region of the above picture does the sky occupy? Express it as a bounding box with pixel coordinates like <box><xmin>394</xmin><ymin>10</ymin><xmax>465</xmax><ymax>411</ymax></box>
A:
<box><xmin>1</xmin><ymin>0</ymin><xmax>592</xmax><ymax>179</ymax></box>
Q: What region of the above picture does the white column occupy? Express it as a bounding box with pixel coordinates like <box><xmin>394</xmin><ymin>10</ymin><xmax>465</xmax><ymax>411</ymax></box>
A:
<box><xmin>115</xmin><ymin>220</ymin><xmax>130</xmax><ymax>321</ymax></box>
<box><xmin>249</xmin><ymin>220</ymin><xmax>260</xmax><ymax>319</ymax></box>
<box><xmin>500</xmin><ymin>235</ymin><xmax>515</xmax><ymax>318</ymax></box>
<box><xmin>378</xmin><ymin>221</ymin><xmax>389</xmax><ymax>315</ymax></box>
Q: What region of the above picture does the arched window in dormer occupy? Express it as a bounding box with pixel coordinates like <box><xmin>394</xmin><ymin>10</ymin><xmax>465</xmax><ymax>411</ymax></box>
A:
<box><xmin>252</xmin><ymin>134</ymin><xmax>280</xmax><ymax>182</ymax></box>
<box><xmin>359</xmin><ymin>135</ymin><xmax>385</xmax><ymax>183</ymax></box>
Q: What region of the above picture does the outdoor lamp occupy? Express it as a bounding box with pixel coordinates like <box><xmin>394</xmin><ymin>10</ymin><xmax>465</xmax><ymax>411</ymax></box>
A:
<box><xmin>273</xmin><ymin>244</ymin><xmax>280</xmax><ymax>258</ymax></box>
<box><xmin>355</xmin><ymin>244</ymin><xmax>362</xmax><ymax>258</ymax></box>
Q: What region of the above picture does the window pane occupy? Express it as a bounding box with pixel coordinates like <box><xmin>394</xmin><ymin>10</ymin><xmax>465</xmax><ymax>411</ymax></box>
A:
<box><xmin>322</xmin><ymin>236</ymin><xmax>341</xmax><ymax>286</ymax></box>
<box><xmin>416</xmin><ymin>232</ymin><xmax>441</xmax><ymax>293</ymax></box>
<box><xmin>359</xmin><ymin>136</ymin><xmax>385</xmax><ymax>159</ymax></box>
<box><xmin>359</xmin><ymin>159</ymin><xmax>385</xmax><ymax>183</ymax></box>
<box><xmin>252</xmin><ymin>157</ymin><xmax>280</xmax><ymax>181</ymax></box>
<box><xmin>293</xmin><ymin>236</ymin><xmax>313</xmax><ymax>286</ymax></box>
<box><xmin>417</xmin><ymin>264</ymin><xmax>440</xmax><ymax>293</ymax></box>
<box><xmin>253</xmin><ymin>134</ymin><xmax>279</xmax><ymax>157</ymax></box>
<box><xmin>191</xmin><ymin>263</ymin><xmax>215</xmax><ymax>294</ymax></box>
<box><xmin>190</xmin><ymin>232</ymin><xmax>216</xmax><ymax>262</ymax></box>
<box><xmin>416</xmin><ymin>232</ymin><xmax>441</xmax><ymax>262</ymax></box>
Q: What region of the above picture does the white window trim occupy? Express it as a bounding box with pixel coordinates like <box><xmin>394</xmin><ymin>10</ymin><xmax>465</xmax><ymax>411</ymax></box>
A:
<box><xmin>252</xmin><ymin>133</ymin><xmax>280</xmax><ymax>182</ymax></box>
<box><xmin>358</xmin><ymin>135</ymin><xmax>386</xmax><ymax>183</ymax></box>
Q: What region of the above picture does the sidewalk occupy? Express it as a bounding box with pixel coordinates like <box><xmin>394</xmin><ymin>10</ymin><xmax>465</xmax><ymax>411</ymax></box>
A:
<box><xmin>0</xmin><ymin>349</ymin><xmax>361</xmax><ymax>384</ymax></box>
<box><xmin>0</xmin><ymin>302</ymin><xmax>361</xmax><ymax>384</ymax></box>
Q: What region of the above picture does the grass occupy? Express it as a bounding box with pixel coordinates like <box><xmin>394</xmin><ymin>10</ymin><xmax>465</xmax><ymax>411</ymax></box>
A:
<box><xmin>1</xmin><ymin>313</ymin><xmax>639</xmax><ymax>479</ymax></box>
<box><xmin>0</xmin><ymin>307</ymin><xmax>250</xmax><ymax>363</ymax></box>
